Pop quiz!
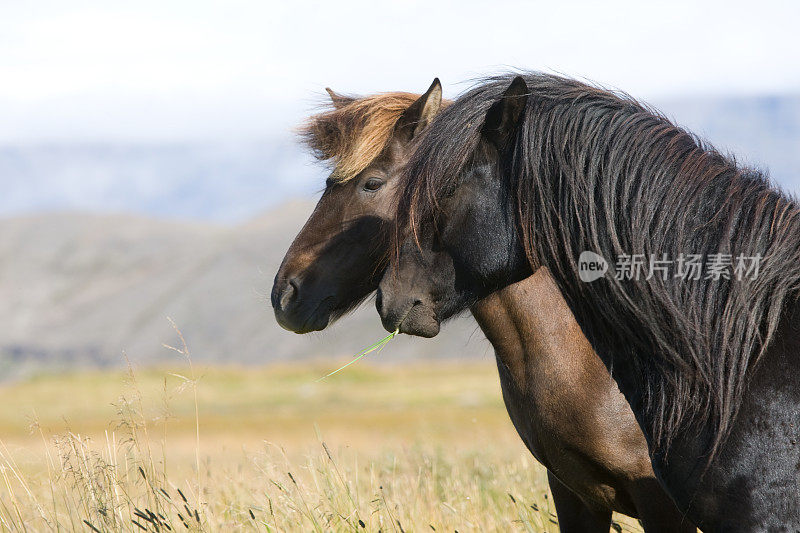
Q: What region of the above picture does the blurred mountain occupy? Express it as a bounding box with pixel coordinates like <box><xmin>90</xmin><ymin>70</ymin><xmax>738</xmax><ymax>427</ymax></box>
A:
<box><xmin>0</xmin><ymin>94</ymin><xmax>798</xmax><ymax>225</ymax></box>
<box><xmin>0</xmin><ymin>204</ymin><xmax>486</xmax><ymax>379</ymax></box>
<box><xmin>0</xmin><ymin>139</ymin><xmax>323</xmax><ymax>222</ymax></box>
<box><xmin>658</xmin><ymin>94</ymin><xmax>800</xmax><ymax>192</ymax></box>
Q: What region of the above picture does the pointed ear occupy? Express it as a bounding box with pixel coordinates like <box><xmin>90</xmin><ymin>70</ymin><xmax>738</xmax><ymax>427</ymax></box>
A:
<box><xmin>395</xmin><ymin>78</ymin><xmax>443</xmax><ymax>142</ymax></box>
<box><xmin>482</xmin><ymin>76</ymin><xmax>528</xmax><ymax>150</ymax></box>
<box><xmin>325</xmin><ymin>87</ymin><xmax>354</xmax><ymax>109</ymax></box>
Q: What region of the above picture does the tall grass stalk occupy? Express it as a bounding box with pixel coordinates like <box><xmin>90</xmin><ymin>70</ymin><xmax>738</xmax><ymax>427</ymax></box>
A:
<box><xmin>163</xmin><ymin>316</ymin><xmax>202</xmax><ymax>511</ymax></box>
<box><xmin>316</xmin><ymin>329</ymin><xmax>399</xmax><ymax>382</ymax></box>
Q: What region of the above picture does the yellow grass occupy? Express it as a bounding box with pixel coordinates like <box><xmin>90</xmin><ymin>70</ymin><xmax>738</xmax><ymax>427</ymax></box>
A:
<box><xmin>0</xmin><ymin>356</ymin><xmax>643</xmax><ymax>532</ymax></box>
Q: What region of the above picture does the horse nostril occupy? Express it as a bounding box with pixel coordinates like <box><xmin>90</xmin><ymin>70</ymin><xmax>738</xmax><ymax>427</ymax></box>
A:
<box><xmin>280</xmin><ymin>278</ymin><xmax>300</xmax><ymax>309</ymax></box>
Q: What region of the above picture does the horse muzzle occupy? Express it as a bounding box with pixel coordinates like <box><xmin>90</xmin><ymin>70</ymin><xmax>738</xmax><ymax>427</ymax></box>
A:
<box><xmin>272</xmin><ymin>276</ymin><xmax>333</xmax><ymax>333</ymax></box>
<box><xmin>376</xmin><ymin>288</ymin><xmax>440</xmax><ymax>338</ymax></box>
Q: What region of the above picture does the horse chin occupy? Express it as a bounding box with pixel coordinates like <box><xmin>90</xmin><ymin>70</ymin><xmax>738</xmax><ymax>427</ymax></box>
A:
<box><xmin>274</xmin><ymin>298</ymin><xmax>334</xmax><ymax>334</ymax></box>
<box><xmin>398</xmin><ymin>304</ymin><xmax>441</xmax><ymax>338</ymax></box>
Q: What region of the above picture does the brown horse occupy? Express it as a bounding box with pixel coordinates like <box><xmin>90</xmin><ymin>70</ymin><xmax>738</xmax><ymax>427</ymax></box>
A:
<box><xmin>272</xmin><ymin>82</ymin><xmax>694</xmax><ymax>532</ymax></box>
<box><xmin>273</xmin><ymin>85</ymin><xmax>438</xmax><ymax>332</ymax></box>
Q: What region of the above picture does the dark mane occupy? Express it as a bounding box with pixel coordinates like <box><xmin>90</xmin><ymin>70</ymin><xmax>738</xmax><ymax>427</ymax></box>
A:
<box><xmin>398</xmin><ymin>72</ymin><xmax>800</xmax><ymax>458</ymax></box>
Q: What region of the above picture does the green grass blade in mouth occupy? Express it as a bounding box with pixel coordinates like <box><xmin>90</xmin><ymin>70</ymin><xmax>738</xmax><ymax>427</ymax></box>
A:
<box><xmin>316</xmin><ymin>329</ymin><xmax>399</xmax><ymax>382</ymax></box>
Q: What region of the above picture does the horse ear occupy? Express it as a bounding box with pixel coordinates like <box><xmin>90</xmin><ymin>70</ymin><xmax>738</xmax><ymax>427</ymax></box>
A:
<box><xmin>325</xmin><ymin>87</ymin><xmax>354</xmax><ymax>109</ymax></box>
<box><xmin>482</xmin><ymin>76</ymin><xmax>528</xmax><ymax>150</ymax></box>
<box><xmin>395</xmin><ymin>78</ymin><xmax>443</xmax><ymax>141</ymax></box>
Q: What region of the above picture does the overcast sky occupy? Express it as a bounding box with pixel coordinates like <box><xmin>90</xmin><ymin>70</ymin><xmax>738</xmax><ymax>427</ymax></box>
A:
<box><xmin>1</xmin><ymin>0</ymin><xmax>799</xmax><ymax>143</ymax></box>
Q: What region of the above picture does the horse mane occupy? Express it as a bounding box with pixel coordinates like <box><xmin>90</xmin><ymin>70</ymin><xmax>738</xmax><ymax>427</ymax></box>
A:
<box><xmin>299</xmin><ymin>92</ymin><xmax>424</xmax><ymax>182</ymax></box>
<box><xmin>398</xmin><ymin>72</ymin><xmax>800</xmax><ymax>459</ymax></box>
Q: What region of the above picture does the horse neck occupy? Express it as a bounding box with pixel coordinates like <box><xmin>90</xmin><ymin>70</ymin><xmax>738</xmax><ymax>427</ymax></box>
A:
<box><xmin>469</xmin><ymin>267</ymin><xmax>605</xmax><ymax>391</ymax></box>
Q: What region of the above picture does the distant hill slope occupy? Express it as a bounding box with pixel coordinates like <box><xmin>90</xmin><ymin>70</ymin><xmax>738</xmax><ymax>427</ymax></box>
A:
<box><xmin>0</xmin><ymin>204</ymin><xmax>486</xmax><ymax>378</ymax></box>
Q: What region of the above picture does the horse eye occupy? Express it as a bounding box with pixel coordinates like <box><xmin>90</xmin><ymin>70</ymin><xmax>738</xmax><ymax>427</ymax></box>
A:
<box><xmin>363</xmin><ymin>178</ymin><xmax>384</xmax><ymax>191</ymax></box>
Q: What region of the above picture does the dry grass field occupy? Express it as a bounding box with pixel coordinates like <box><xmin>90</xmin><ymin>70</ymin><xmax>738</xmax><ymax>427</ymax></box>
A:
<box><xmin>0</xmin><ymin>349</ymin><xmax>643</xmax><ymax>532</ymax></box>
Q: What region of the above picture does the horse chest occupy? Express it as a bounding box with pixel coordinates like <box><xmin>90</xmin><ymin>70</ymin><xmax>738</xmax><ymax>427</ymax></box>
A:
<box><xmin>494</xmin><ymin>347</ymin><xmax>602</xmax><ymax>467</ymax></box>
<box><xmin>493</xmin><ymin>351</ymin><xmax>644</xmax><ymax>515</ymax></box>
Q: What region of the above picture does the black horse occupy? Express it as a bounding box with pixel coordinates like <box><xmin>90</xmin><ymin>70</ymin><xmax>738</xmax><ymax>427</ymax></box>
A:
<box><xmin>378</xmin><ymin>73</ymin><xmax>800</xmax><ymax>530</ymax></box>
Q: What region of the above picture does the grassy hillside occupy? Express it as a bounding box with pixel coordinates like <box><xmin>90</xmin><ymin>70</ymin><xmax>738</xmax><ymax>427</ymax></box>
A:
<box><xmin>0</xmin><ymin>358</ymin><xmax>643</xmax><ymax>532</ymax></box>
